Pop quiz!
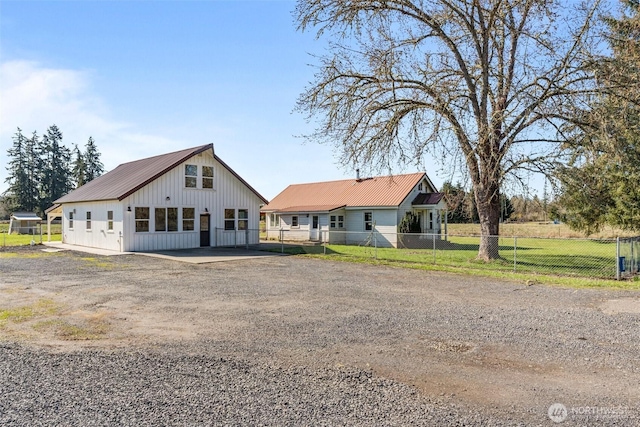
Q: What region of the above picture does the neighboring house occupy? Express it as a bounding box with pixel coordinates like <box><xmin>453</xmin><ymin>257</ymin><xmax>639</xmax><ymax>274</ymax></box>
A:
<box><xmin>262</xmin><ymin>172</ymin><xmax>446</xmax><ymax>247</ymax></box>
<box><xmin>50</xmin><ymin>144</ymin><xmax>267</xmax><ymax>252</ymax></box>
<box><xmin>8</xmin><ymin>212</ymin><xmax>42</xmax><ymax>235</ymax></box>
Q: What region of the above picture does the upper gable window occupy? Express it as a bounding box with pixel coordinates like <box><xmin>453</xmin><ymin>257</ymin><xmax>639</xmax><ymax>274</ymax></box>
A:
<box><xmin>418</xmin><ymin>182</ymin><xmax>423</xmax><ymax>191</ymax></box>
<box><xmin>185</xmin><ymin>164</ymin><xmax>197</xmax><ymax>188</ymax></box>
<box><xmin>202</xmin><ymin>166</ymin><xmax>214</xmax><ymax>189</ymax></box>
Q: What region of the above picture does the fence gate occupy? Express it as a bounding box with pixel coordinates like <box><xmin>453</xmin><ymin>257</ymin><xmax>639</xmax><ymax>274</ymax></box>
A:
<box><xmin>618</xmin><ymin>237</ymin><xmax>640</xmax><ymax>279</ymax></box>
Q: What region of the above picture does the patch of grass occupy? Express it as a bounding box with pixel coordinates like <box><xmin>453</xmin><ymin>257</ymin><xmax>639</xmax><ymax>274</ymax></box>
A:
<box><xmin>0</xmin><ymin>299</ymin><xmax>60</xmax><ymax>326</ymax></box>
<box><xmin>0</xmin><ymin>251</ymin><xmax>64</xmax><ymax>259</ymax></box>
<box><xmin>32</xmin><ymin>316</ymin><xmax>110</xmax><ymax>340</ymax></box>
<box><xmin>80</xmin><ymin>257</ymin><xmax>113</xmax><ymax>269</ymax></box>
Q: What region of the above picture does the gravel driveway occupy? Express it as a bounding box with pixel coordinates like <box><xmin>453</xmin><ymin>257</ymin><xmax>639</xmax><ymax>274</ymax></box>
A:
<box><xmin>1</xmin><ymin>246</ymin><xmax>639</xmax><ymax>426</ymax></box>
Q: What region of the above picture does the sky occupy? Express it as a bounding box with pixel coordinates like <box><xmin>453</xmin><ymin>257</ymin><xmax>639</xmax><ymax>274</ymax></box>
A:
<box><xmin>0</xmin><ymin>0</ymin><xmax>447</xmax><ymax>201</ymax></box>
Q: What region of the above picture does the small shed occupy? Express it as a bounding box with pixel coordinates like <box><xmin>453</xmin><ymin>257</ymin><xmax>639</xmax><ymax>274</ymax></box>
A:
<box><xmin>8</xmin><ymin>212</ymin><xmax>42</xmax><ymax>235</ymax></box>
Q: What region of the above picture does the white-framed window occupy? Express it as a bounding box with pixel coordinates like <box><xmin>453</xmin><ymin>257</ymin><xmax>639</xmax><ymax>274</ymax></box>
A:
<box><xmin>107</xmin><ymin>211</ymin><xmax>113</xmax><ymax>231</ymax></box>
<box><xmin>270</xmin><ymin>213</ymin><xmax>279</xmax><ymax>228</ymax></box>
<box><xmin>185</xmin><ymin>164</ymin><xmax>197</xmax><ymax>188</ymax></box>
<box><xmin>338</xmin><ymin>215</ymin><xmax>344</xmax><ymax>228</ymax></box>
<box><xmin>86</xmin><ymin>212</ymin><xmax>92</xmax><ymax>230</ymax></box>
<box><xmin>155</xmin><ymin>207</ymin><xmax>178</xmax><ymax>232</ymax></box>
<box><xmin>135</xmin><ymin>207</ymin><xmax>150</xmax><ymax>232</ymax></box>
<box><xmin>202</xmin><ymin>166</ymin><xmax>214</xmax><ymax>189</ymax></box>
<box><xmin>418</xmin><ymin>182</ymin><xmax>423</xmax><ymax>191</ymax></box>
<box><xmin>364</xmin><ymin>212</ymin><xmax>373</xmax><ymax>231</ymax></box>
<box><xmin>69</xmin><ymin>211</ymin><xmax>74</xmax><ymax>229</ymax></box>
<box><xmin>330</xmin><ymin>215</ymin><xmax>336</xmax><ymax>229</ymax></box>
<box><xmin>183</xmin><ymin>208</ymin><xmax>195</xmax><ymax>231</ymax></box>
<box><xmin>429</xmin><ymin>212</ymin><xmax>434</xmax><ymax>230</ymax></box>
<box><xmin>224</xmin><ymin>209</ymin><xmax>235</xmax><ymax>230</ymax></box>
<box><xmin>291</xmin><ymin>215</ymin><xmax>299</xmax><ymax>228</ymax></box>
<box><xmin>238</xmin><ymin>209</ymin><xmax>248</xmax><ymax>230</ymax></box>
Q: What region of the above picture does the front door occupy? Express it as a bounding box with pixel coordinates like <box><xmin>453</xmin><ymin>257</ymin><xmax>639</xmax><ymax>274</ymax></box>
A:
<box><xmin>200</xmin><ymin>214</ymin><xmax>210</xmax><ymax>247</ymax></box>
<box><xmin>310</xmin><ymin>215</ymin><xmax>319</xmax><ymax>240</ymax></box>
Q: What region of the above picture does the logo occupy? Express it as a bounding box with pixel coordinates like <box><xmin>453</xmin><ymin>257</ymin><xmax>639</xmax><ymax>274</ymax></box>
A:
<box><xmin>548</xmin><ymin>403</ymin><xmax>568</xmax><ymax>423</ymax></box>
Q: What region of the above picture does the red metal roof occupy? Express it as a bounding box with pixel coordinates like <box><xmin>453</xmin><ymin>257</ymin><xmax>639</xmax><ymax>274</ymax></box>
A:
<box><xmin>263</xmin><ymin>172</ymin><xmax>426</xmax><ymax>212</ymax></box>
<box><xmin>54</xmin><ymin>144</ymin><xmax>267</xmax><ymax>204</ymax></box>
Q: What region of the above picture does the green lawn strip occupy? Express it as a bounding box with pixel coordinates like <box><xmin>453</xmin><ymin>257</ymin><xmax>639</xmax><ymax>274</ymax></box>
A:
<box><xmin>1</xmin><ymin>234</ymin><xmax>63</xmax><ymax>246</ymax></box>
<box><xmin>263</xmin><ymin>243</ymin><xmax>635</xmax><ymax>288</ymax></box>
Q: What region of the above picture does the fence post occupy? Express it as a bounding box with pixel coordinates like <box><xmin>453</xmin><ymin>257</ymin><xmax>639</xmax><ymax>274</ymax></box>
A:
<box><xmin>616</xmin><ymin>237</ymin><xmax>621</xmax><ymax>280</ymax></box>
<box><xmin>245</xmin><ymin>229</ymin><xmax>249</xmax><ymax>249</ymax></box>
<box><xmin>280</xmin><ymin>229</ymin><xmax>284</xmax><ymax>253</ymax></box>
<box><xmin>513</xmin><ymin>236</ymin><xmax>517</xmax><ymax>273</ymax></box>
<box><xmin>323</xmin><ymin>231</ymin><xmax>326</xmax><ymax>255</ymax></box>
<box><xmin>432</xmin><ymin>233</ymin><xmax>436</xmax><ymax>264</ymax></box>
<box><xmin>374</xmin><ymin>232</ymin><xmax>377</xmax><ymax>260</ymax></box>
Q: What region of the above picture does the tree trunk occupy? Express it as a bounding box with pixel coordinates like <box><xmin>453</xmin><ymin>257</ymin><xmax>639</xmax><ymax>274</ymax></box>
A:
<box><xmin>475</xmin><ymin>181</ymin><xmax>501</xmax><ymax>261</ymax></box>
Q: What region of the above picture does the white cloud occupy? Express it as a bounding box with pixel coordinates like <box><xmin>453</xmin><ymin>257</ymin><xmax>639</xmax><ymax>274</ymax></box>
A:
<box><xmin>0</xmin><ymin>60</ymin><xmax>193</xmax><ymax>194</ymax></box>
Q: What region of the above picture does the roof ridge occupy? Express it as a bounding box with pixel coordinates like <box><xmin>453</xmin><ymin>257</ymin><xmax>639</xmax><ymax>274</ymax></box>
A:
<box><xmin>287</xmin><ymin>171</ymin><xmax>425</xmax><ymax>187</ymax></box>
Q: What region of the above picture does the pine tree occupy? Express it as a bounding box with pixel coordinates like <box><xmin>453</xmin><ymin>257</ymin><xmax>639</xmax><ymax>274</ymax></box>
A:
<box><xmin>71</xmin><ymin>145</ymin><xmax>87</xmax><ymax>188</ymax></box>
<box><xmin>39</xmin><ymin>125</ymin><xmax>72</xmax><ymax>213</ymax></box>
<box><xmin>83</xmin><ymin>136</ymin><xmax>104</xmax><ymax>183</ymax></box>
<box><xmin>4</xmin><ymin>128</ymin><xmax>29</xmax><ymax>211</ymax></box>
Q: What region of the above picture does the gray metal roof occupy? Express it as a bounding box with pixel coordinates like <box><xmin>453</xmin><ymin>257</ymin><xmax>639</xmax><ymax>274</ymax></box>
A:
<box><xmin>54</xmin><ymin>144</ymin><xmax>267</xmax><ymax>204</ymax></box>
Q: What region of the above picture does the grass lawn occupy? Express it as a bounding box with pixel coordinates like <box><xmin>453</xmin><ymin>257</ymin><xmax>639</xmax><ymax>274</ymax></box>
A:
<box><xmin>1</xmin><ymin>222</ymin><xmax>62</xmax><ymax>247</ymax></box>
<box><xmin>269</xmin><ymin>234</ymin><xmax>630</xmax><ymax>286</ymax></box>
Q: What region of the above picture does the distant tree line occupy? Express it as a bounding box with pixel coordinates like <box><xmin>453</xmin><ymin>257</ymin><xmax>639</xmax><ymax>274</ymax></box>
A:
<box><xmin>2</xmin><ymin>125</ymin><xmax>104</xmax><ymax>218</ymax></box>
<box><xmin>441</xmin><ymin>181</ymin><xmax>563</xmax><ymax>225</ymax></box>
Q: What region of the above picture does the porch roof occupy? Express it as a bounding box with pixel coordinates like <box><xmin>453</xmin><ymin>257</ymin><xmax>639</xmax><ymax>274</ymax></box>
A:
<box><xmin>266</xmin><ymin>204</ymin><xmax>346</xmax><ymax>214</ymax></box>
<box><xmin>411</xmin><ymin>192</ymin><xmax>445</xmax><ymax>206</ymax></box>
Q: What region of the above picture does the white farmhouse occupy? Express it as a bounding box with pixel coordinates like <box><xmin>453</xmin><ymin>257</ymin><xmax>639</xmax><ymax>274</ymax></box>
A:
<box><xmin>49</xmin><ymin>144</ymin><xmax>267</xmax><ymax>252</ymax></box>
<box><xmin>262</xmin><ymin>172</ymin><xmax>446</xmax><ymax>247</ymax></box>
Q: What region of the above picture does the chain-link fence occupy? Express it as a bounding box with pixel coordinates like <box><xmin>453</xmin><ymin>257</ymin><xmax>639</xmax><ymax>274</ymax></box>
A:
<box><xmin>265</xmin><ymin>229</ymin><xmax>636</xmax><ymax>280</ymax></box>
<box><xmin>214</xmin><ymin>228</ymin><xmax>261</xmax><ymax>249</ymax></box>
<box><xmin>618</xmin><ymin>236</ymin><xmax>640</xmax><ymax>279</ymax></box>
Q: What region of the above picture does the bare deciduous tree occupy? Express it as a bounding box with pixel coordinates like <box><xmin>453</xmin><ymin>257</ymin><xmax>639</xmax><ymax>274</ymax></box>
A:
<box><xmin>295</xmin><ymin>0</ymin><xmax>605</xmax><ymax>260</ymax></box>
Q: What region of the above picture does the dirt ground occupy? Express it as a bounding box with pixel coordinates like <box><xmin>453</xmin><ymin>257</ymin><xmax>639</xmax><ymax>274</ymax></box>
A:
<box><xmin>1</xmin><ymin>246</ymin><xmax>639</xmax><ymax>424</ymax></box>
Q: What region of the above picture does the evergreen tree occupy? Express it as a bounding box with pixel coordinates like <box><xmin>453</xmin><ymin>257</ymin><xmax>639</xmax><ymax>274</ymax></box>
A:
<box><xmin>4</xmin><ymin>128</ymin><xmax>29</xmax><ymax>211</ymax></box>
<box><xmin>556</xmin><ymin>0</ymin><xmax>640</xmax><ymax>234</ymax></box>
<box><xmin>39</xmin><ymin>125</ymin><xmax>72</xmax><ymax>213</ymax></box>
<box><xmin>71</xmin><ymin>145</ymin><xmax>87</xmax><ymax>188</ymax></box>
<box><xmin>83</xmin><ymin>136</ymin><xmax>104</xmax><ymax>182</ymax></box>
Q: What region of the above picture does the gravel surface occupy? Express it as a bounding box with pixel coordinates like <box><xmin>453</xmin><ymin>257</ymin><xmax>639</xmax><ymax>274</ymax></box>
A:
<box><xmin>1</xmin><ymin>246</ymin><xmax>639</xmax><ymax>426</ymax></box>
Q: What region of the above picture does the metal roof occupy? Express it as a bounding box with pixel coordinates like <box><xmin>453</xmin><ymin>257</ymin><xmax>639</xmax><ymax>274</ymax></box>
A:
<box><xmin>54</xmin><ymin>144</ymin><xmax>267</xmax><ymax>204</ymax></box>
<box><xmin>411</xmin><ymin>192</ymin><xmax>444</xmax><ymax>205</ymax></box>
<box><xmin>263</xmin><ymin>172</ymin><xmax>427</xmax><ymax>212</ymax></box>
<box><xmin>11</xmin><ymin>212</ymin><xmax>42</xmax><ymax>221</ymax></box>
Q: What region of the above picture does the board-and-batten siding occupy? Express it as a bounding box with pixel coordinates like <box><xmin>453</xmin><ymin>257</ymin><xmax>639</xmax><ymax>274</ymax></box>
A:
<box><xmin>62</xmin><ymin>201</ymin><xmax>124</xmax><ymax>251</ymax></box>
<box><xmin>61</xmin><ymin>151</ymin><xmax>263</xmax><ymax>252</ymax></box>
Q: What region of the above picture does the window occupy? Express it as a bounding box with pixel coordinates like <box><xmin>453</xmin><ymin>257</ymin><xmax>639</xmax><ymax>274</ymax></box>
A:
<box><xmin>338</xmin><ymin>215</ymin><xmax>344</xmax><ymax>228</ymax></box>
<box><xmin>330</xmin><ymin>215</ymin><xmax>336</xmax><ymax>229</ymax></box>
<box><xmin>238</xmin><ymin>209</ymin><xmax>248</xmax><ymax>230</ymax></box>
<box><xmin>270</xmin><ymin>213</ymin><xmax>279</xmax><ymax>228</ymax></box>
<box><xmin>167</xmin><ymin>208</ymin><xmax>178</xmax><ymax>232</ymax></box>
<box><xmin>86</xmin><ymin>212</ymin><xmax>92</xmax><ymax>230</ymax></box>
<box><xmin>135</xmin><ymin>207</ymin><xmax>150</xmax><ymax>232</ymax></box>
<box><xmin>155</xmin><ymin>208</ymin><xmax>166</xmax><ymax>232</ymax></box>
<box><xmin>183</xmin><ymin>208</ymin><xmax>195</xmax><ymax>231</ymax></box>
<box><xmin>312</xmin><ymin>215</ymin><xmax>319</xmax><ymax>229</ymax></box>
<box><xmin>185</xmin><ymin>164</ymin><xmax>197</xmax><ymax>188</ymax></box>
<box><xmin>202</xmin><ymin>166</ymin><xmax>214</xmax><ymax>189</ymax></box>
<box><xmin>69</xmin><ymin>211</ymin><xmax>74</xmax><ymax>229</ymax></box>
<box><xmin>155</xmin><ymin>208</ymin><xmax>178</xmax><ymax>232</ymax></box>
<box><xmin>364</xmin><ymin>212</ymin><xmax>373</xmax><ymax>231</ymax></box>
<box><xmin>224</xmin><ymin>209</ymin><xmax>235</xmax><ymax>230</ymax></box>
<box><xmin>418</xmin><ymin>183</ymin><xmax>423</xmax><ymax>191</ymax></box>
<box><xmin>429</xmin><ymin>212</ymin><xmax>434</xmax><ymax>230</ymax></box>
<box><xmin>291</xmin><ymin>215</ymin><xmax>299</xmax><ymax>227</ymax></box>
<box><xmin>107</xmin><ymin>211</ymin><xmax>113</xmax><ymax>231</ymax></box>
